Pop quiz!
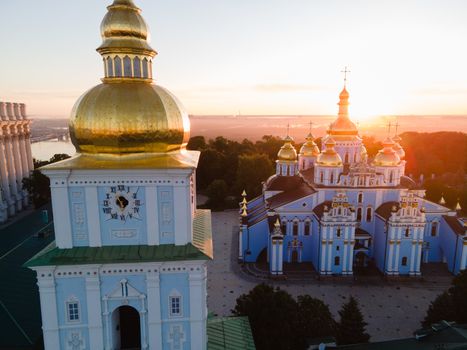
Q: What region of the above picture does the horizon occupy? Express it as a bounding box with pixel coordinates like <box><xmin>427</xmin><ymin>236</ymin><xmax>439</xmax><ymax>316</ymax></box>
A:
<box><xmin>1</xmin><ymin>0</ymin><xmax>467</xmax><ymax>122</ymax></box>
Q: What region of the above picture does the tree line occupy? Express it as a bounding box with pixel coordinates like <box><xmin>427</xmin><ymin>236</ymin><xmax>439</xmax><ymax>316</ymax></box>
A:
<box><xmin>232</xmin><ymin>283</ymin><xmax>369</xmax><ymax>349</ymax></box>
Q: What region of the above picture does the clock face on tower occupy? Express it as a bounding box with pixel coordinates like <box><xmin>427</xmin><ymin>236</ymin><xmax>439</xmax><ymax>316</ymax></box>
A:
<box><xmin>101</xmin><ymin>185</ymin><xmax>143</xmax><ymax>222</ymax></box>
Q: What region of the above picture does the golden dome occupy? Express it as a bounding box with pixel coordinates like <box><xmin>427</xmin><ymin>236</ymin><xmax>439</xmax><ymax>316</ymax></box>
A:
<box><xmin>392</xmin><ymin>135</ymin><xmax>405</xmax><ymax>159</ymax></box>
<box><xmin>316</xmin><ymin>138</ymin><xmax>343</xmax><ymax>166</ymax></box>
<box><xmin>97</xmin><ymin>0</ymin><xmax>155</xmax><ymax>55</ymax></box>
<box><xmin>372</xmin><ymin>137</ymin><xmax>400</xmax><ymax>166</ymax></box>
<box><xmin>70</xmin><ymin>83</ymin><xmax>189</xmax><ymax>154</ymax></box>
<box><xmin>69</xmin><ymin>0</ymin><xmax>189</xmax><ymax>156</ymax></box>
<box><xmin>328</xmin><ymin>86</ymin><xmax>358</xmax><ymax>136</ymax></box>
<box><xmin>299</xmin><ymin>133</ymin><xmax>320</xmax><ymax>157</ymax></box>
<box><xmin>277</xmin><ymin>136</ymin><xmax>297</xmax><ymax>161</ymax></box>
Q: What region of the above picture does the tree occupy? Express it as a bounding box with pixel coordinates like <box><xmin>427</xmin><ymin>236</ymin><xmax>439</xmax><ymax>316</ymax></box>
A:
<box><xmin>336</xmin><ymin>296</ymin><xmax>370</xmax><ymax>345</ymax></box>
<box><xmin>187</xmin><ymin>136</ymin><xmax>207</xmax><ymax>151</ymax></box>
<box><xmin>196</xmin><ymin>149</ymin><xmax>226</xmax><ymax>189</ymax></box>
<box><xmin>423</xmin><ymin>270</ymin><xmax>467</xmax><ymax>327</ymax></box>
<box><xmin>296</xmin><ymin>295</ymin><xmax>336</xmax><ymax>348</ymax></box>
<box><xmin>232</xmin><ymin>283</ymin><xmax>300</xmax><ymax>350</ymax></box>
<box><xmin>206</xmin><ymin>179</ymin><xmax>228</xmax><ymax>208</ymax></box>
<box><xmin>22</xmin><ymin>154</ymin><xmax>71</xmax><ymax>208</ymax></box>
<box><xmin>235</xmin><ymin>154</ymin><xmax>273</xmax><ymax>198</ymax></box>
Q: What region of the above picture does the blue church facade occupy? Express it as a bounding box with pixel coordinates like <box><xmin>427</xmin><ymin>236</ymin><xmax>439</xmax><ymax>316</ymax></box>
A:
<box><xmin>239</xmin><ymin>87</ymin><xmax>466</xmax><ymax>277</ymax></box>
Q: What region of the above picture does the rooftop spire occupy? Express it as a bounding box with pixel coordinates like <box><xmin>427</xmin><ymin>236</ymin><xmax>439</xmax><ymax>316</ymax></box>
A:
<box><xmin>341</xmin><ymin>66</ymin><xmax>350</xmax><ymax>87</ymax></box>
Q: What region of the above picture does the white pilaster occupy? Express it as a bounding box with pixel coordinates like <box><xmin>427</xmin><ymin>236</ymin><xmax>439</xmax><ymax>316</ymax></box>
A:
<box><xmin>36</xmin><ymin>270</ymin><xmax>60</xmax><ymax>350</ymax></box>
<box><xmin>85</xmin><ymin>269</ymin><xmax>104</xmax><ymax>349</ymax></box>
<box><xmin>271</xmin><ymin>241</ymin><xmax>277</xmax><ymax>274</ymax></box>
<box><xmin>278</xmin><ymin>241</ymin><xmax>283</xmax><ymax>274</ymax></box>
<box><xmin>146</xmin><ymin>271</ymin><xmax>163</xmax><ymax>350</ymax></box>
<box><xmin>410</xmin><ymin>242</ymin><xmax>416</xmax><ymax>274</ymax></box>
<box><xmin>387</xmin><ymin>227</ymin><xmax>394</xmax><ymax>273</ymax></box>
<box><xmin>47</xmin><ymin>172</ymin><xmax>73</xmax><ymax>248</ymax></box>
<box><xmin>327</xmin><ymin>241</ymin><xmax>332</xmax><ymax>273</ymax></box>
<box><xmin>343</xmin><ymin>227</ymin><xmax>348</xmax><ymax>273</ymax></box>
<box><xmin>146</xmin><ymin>186</ymin><xmax>158</xmax><ymax>245</ymax></box>
<box><xmin>238</xmin><ymin>228</ymin><xmax>243</xmax><ymax>260</ymax></box>
<box><xmin>415</xmin><ymin>241</ymin><xmax>422</xmax><ymax>273</ymax></box>
<box><xmin>189</xmin><ymin>268</ymin><xmax>207</xmax><ymax>350</ymax></box>
<box><xmin>85</xmin><ymin>186</ymin><xmax>101</xmax><ymax>247</ymax></box>
<box><xmin>174</xmin><ymin>184</ymin><xmax>190</xmax><ymax>245</ymax></box>
<box><xmin>348</xmin><ymin>238</ymin><xmax>354</xmax><ymax>273</ymax></box>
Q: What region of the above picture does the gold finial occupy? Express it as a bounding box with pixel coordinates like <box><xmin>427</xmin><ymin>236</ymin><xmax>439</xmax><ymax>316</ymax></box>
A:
<box><xmin>274</xmin><ymin>218</ymin><xmax>281</xmax><ymax>228</ymax></box>
<box><xmin>455</xmin><ymin>200</ymin><xmax>462</xmax><ymax>211</ymax></box>
<box><xmin>241</xmin><ymin>203</ymin><xmax>247</xmax><ymax>210</ymax></box>
<box><xmin>439</xmin><ymin>195</ymin><xmax>446</xmax><ymax>205</ymax></box>
<box><xmin>241</xmin><ymin>197</ymin><xmax>247</xmax><ymax>204</ymax></box>
<box><xmin>241</xmin><ymin>190</ymin><xmax>247</xmax><ymax>197</ymax></box>
<box><xmin>241</xmin><ymin>209</ymin><xmax>248</xmax><ymax>217</ymax></box>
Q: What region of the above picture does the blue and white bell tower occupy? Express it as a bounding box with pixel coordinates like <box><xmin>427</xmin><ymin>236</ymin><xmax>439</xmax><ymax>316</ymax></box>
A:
<box><xmin>26</xmin><ymin>1</ymin><xmax>212</xmax><ymax>349</ymax></box>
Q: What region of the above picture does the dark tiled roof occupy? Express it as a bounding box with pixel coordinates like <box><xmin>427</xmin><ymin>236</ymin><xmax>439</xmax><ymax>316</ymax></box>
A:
<box><xmin>26</xmin><ymin>209</ymin><xmax>213</xmax><ymax>267</ymax></box>
<box><xmin>443</xmin><ymin>215</ymin><xmax>466</xmax><ymax>236</ymax></box>
<box><xmin>400</xmin><ymin>175</ymin><xmax>420</xmax><ymax>189</ymax></box>
<box><xmin>265</xmin><ymin>175</ymin><xmax>303</xmax><ymax>191</ymax></box>
<box><xmin>375</xmin><ymin>201</ymin><xmax>399</xmax><ymax>220</ymax></box>
<box><xmin>355</xmin><ymin>227</ymin><xmax>371</xmax><ymax>238</ymax></box>
<box><xmin>312</xmin><ymin>201</ymin><xmax>332</xmax><ymax>218</ymax></box>
<box><xmin>207</xmin><ymin>316</ymin><xmax>256</xmax><ymax>350</ymax></box>
<box><xmin>266</xmin><ymin>181</ymin><xmax>316</xmax><ymax>209</ymax></box>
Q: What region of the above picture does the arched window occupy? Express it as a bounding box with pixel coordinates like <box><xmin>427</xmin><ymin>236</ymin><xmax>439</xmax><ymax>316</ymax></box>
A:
<box><xmin>66</xmin><ymin>296</ymin><xmax>80</xmax><ymax>323</ymax></box>
<box><xmin>292</xmin><ymin>221</ymin><xmax>299</xmax><ymax>236</ymax></box>
<box><xmin>330</xmin><ymin>172</ymin><xmax>334</xmax><ymax>184</ymax></box>
<box><xmin>405</xmin><ymin>228</ymin><xmax>410</xmax><ymax>237</ymax></box>
<box><xmin>345</xmin><ymin>153</ymin><xmax>349</xmax><ymax>163</ymax></box>
<box><xmin>320</xmin><ymin>172</ymin><xmax>324</xmax><ymax>183</ymax></box>
<box><xmin>336</xmin><ymin>228</ymin><xmax>341</xmax><ymax>238</ymax></box>
<box><xmin>401</xmin><ymin>257</ymin><xmax>407</xmax><ymax>266</ymax></box>
<box><xmin>334</xmin><ymin>256</ymin><xmax>340</xmax><ymax>266</ymax></box>
<box><xmin>114</xmin><ymin>56</ymin><xmax>122</xmax><ymax>77</ymax></box>
<box><xmin>358</xmin><ymin>193</ymin><xmax>363</xmax><ymax>203</ymax></box>
<box><xmin>366</xmin><ymin>207</ymin><xmax>372</xmax><ymax>222</ymax></box>
<box><xmin>106</xmin><ymin>57</ymin><xmax>114</xmax><ymax>77</ymax></box>
<box><xmin>133</xmin><ymin>56</ymin><xmax>141</xmax><ymax>77</ymax></box>
<box><xmin>123</xmin><ymin>56</ymin><xmax>132</xmax><ymax>77</ymax></box>
<box><xmin>304</xmin><ymin>221</ymin><xmax>311</xmax><ymax>236</ymax></box>
<box><xmin>431</xmin><ymin>222</ymin><xmax>438</xmax><ymax>236</ymax></box>
<box><xmin>357</xmin><ymin>207</ymin><xmax>362</xmax><ymax>221</ymax></box>
<box><xmin>281</xmin><ymin>220</ymin><xmax>287</xmax><ymax>235</ymax></box>
<box><xmin>389</xmin><ymin>171</ymin><xmax>394</xmax><ymax>183</ymax></box>
<box><xmin>142</xmin><ymin>58</ymin><xmax>149</xmax><ymax>78</ymax></box>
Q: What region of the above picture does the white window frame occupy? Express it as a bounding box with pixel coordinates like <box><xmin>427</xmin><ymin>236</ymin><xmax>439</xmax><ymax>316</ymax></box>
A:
<box><xmin>65</xmin><ymin>297</ymin><xmax>81</xmax><ymax>323</ymax></box>
<box><xmin>169</xmin><ymin>292</ymin><xmax>183</xmax><ymax>318</ymax></box>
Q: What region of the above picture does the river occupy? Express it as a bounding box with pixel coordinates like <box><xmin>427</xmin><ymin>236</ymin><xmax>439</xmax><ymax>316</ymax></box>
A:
<box><xmin>31</xmin><ymin>139</ymin><xmax>76</xmax><ymax>161</ymax></box>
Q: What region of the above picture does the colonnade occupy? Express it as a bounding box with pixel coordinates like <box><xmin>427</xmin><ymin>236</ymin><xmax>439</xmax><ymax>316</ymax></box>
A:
<box><xmin>0</xmin><ymin>102</ymin><xmax>34</xmax><ymax>222</ymax></box>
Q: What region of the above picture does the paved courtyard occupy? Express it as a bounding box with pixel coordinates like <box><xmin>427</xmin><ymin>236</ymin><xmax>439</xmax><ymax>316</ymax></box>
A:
<box><xmin>207</xmin><ymin>210</ymin><xmax>453</xmax><ymax>342</ymax></box>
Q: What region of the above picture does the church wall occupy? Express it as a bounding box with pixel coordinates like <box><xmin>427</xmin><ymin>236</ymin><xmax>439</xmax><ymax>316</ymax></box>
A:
<box><xmin>243</xmin><ymin>220</ymin><xmax>269</xmax><ymax>262</ymax></box>
<box><xmin>55</xmin><ymin>277</ymin><xmax>90</xmax><ymax>350</ymax></box>
<box><xmin>374</xmin><ymin>216</ymin><xmax>387</xmax><ymax>272</ymax></box>
<box><xmin>68</xmin><ymin>187</ymin><xmax>89</xmax><ymax>246</ymax></box>
<box><xmin>439</xmin><ymin>217</ymin><xmax>458</xmax><ymax>273</ymax></box>
<box><xmin>423</xmin><ymin>213</ymin><xmax>443</xmax><ymax>262</ymax></box>
<box><xmin>311</xmin><ymin>218</ymin><xmax>321</xmax><ymax>269</ymax></box>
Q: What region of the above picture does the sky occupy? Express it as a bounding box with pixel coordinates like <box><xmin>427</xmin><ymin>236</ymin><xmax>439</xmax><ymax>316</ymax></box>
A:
<box><xmin>1</xmin><ymin>0</ymin><xmax>467</xmax><ymax>120</ymax></box>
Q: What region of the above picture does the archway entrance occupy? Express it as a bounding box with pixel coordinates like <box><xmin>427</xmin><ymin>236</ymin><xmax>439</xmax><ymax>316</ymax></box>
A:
<box><xmin>291</xmin><ymin>250</ymin><xmax>298</xmax><ymax>263</ymax></box>
<box><xmin>112</xmin><ymin>305</ymin><xmax>141</xmax><ymax>350</ymax></box>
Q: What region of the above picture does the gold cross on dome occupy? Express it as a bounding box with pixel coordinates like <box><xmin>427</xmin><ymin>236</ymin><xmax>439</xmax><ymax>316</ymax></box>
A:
<box><xmin>309</xmin><ymin>121</ymin><xmax>313</xmax><ymax>133</ymax></box>
<box><xmin>386</xmin><ymin>121</ymin><xmax>392</xmax><ymax>136</ymax></box>
<box><xmin>341</xmin><ymin>66</ymin><xmax>351</xmax><ymax>85</ymax></box>
<box><xmin>393</xmin><ymin>120</ymin><xmax>399</xmax><ymax>135</ymax></box>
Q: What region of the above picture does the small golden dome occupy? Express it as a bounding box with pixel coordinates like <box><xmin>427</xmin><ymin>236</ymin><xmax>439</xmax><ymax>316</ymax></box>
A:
<box><xmin>98</xmin><ymin>0</ymin><xmax>155</xmax><ymax>55</ymax></box>
<box><xmin>360</xmin><ymin>145</ymin><xmax>367</xmax><ymax>155</ymax></box>
<box><xmin>299</xmin><ymin>133</ymin><xmax>320</xmax><ymax>157</ymax></box>
<box><xmin>316</xmin><ymin>137</ymin><xmax>343</xmax><ymax>166</ymax></box>
<box><xmin>277</xmin><ymin>136</ymin><xmax>297</xmax><ymax>161</ymax></box>
<box><xmin>70</xmin><ymin>83</ymin><xmax>190</xmax><ymax>154</ymax></box>
<box><xmin>372</xmin><ymin>137</ymin><xmax>400</xmax><ymax>166</ymax></box>
<box><xmin>328</xmin><ymin>86</ymin><xmax>358</xmax><ymax>136</ymax></box>
<box><xmin>393</xmin><ymin>143</ymin><xmax>405</xmax><ymax>159</ymax></box>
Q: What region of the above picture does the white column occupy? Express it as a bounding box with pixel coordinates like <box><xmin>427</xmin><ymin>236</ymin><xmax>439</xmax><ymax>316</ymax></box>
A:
<box><xmin>238</xmin><ymin>228</ymin><xmax>243</xmax><ymax>260</ymax></box>
<box><xmin>415</xmin><ymin>241</ymin><xmax>422</xmax><ymax>273</ymax></box>
<box><xmin>36</xmin><ymin>270</ymin><xmax>60</xmax><ymax>350</ymax></box>
<box><xmin>320</xmin><ymin>227</ymin><xmax>326</xmax><ymax>273</ymax></box>
<box><xmin>85</xmin><ymin>187</ymin><xmax>101</xmax><ymax>247</ymax></box>
<box><xmin>410</xmin><ymin>242</ymin><xmax>416</xmax><ymax>274</ymax></box>
<box><xmin>460</xmin><ymin>242</ymin><xmax>467</xmax><ymax>271</ymax></box>
<box><xmin>343</xmin><ymin>227</ymin><xmax>349</xmax><ymax>274</ymax></box>
<box><xmin>48</xmin><ymin>173</ymin><xmax>73</xmax><ymax>248</ymax></box>
<box><xmin>174</xmin><ymin>184</ymin><xmax>190</xmax><ymax>245</ymax></box>
<box><xmin>394</xmin><ymin>231</ymin><xmax>401</xmax><ymax>276</ymax></box>
<box><xmin>0</xmin><ymin>136</ymin><xmax>12</xmax><ymax>214</ymax></box>
<box><xmin>348</xmin><ymin>239</ymin><xmax>354</xmax><ymax>274</ymax></box>
<box><xmin>85</xmin><ymin>270</ymin><xmax>104</xmax><ymax>349</ymax></box>
<box><xmin>4</xmin><ymin>132</ymin><xmax>19</xmax><ymax>211</ymax></box>
<box><xmin>278</xmin><ymin>241</ymin><xmax>283</xmax><ymax>274</ymax></box>
<box><xmin>146</xmin><ymin>271</ymin><xmax>163</xmax><ymax>350</ymax></box>
<box><xmin>271</xmin><ymin>241</ymin><xmax>277</xmax><ymax>274</ymax></box>
<box><xmin>145</xmin><ymin>186</ymin><xmax>158</xmax><ymax>245</ymax></box>
<box><xmin>189</xmin><ymin>268</ymin><xmax>207</xmax><ymax>350</ymax></box>
<box><xmin>11</xmin><ymin>130</ymin><xmax>24</xmax><ymax>205</ymax></box>
<box><xmin>387</xmin><ymin>227</ymin><xmax>394</xmax><ymax>274</ymax></box>
<box><xmin>327</xmin><ymin>241</ymin><xmax>333</xmax><ymax>273</ymax></box>
<box><xmin>18</xmin><ymin>126</ymin><xmax>30</xmax><ymax>177</ymax></box>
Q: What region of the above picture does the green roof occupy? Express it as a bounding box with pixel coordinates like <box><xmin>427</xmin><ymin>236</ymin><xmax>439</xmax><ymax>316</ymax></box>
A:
<box><xmin>25</xmin><ymin>209</ymin><xmax>213</xmax><ymax>267</ymax></box>
<box><xmin>207</xmin><ymin>317</ymin><xmax>256</xmax><ymax>350</ymax></box>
